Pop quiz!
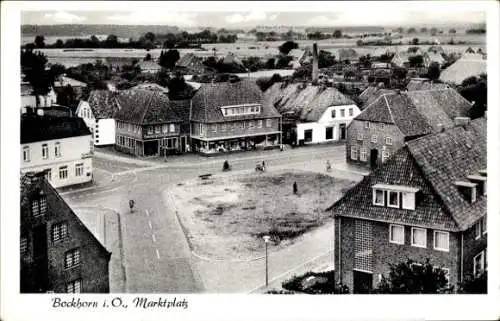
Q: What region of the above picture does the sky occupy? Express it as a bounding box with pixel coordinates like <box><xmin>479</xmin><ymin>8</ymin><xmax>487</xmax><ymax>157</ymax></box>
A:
<box><xmin>20</xmin><ymin>3</ymin><xmax>486</xmax><ymax>28</ymax></box>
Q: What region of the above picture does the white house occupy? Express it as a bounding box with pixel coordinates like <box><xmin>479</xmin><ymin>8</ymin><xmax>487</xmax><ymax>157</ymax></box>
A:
<box><xmin>21</xmin><ymin>82</ymin><xmax>57</xmax><ymax>110</ymax></box>
<box><xmin>264</xmin><ymin>83</ymin><xmax>361</xmax><ymax>145</ymax></box>
<box><xmin>76</xmin><ymin>90</ymin><xmax>121</xmax><ymax>146</ymax></box>
<box><xmin>21</xmin><ymin>114</ymin><xmax>93</xmax><ymax>188</ymax></box>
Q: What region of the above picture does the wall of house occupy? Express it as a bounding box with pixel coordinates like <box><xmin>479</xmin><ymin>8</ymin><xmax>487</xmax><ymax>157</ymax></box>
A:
<box><xmin>461</xmin><ymin>218</ymin><xmax>487</xmax><ymax>280</ymax></box>
<box><xmin>94</xmin><ymin>118</ymin><xmax>115</xmax><ymax>146</ymax></box>
<box><xmin>22</xmin><ymin>95</ymin><xmax>37</xmax><ymax>108</ymax></box>
<box><xmin>346</xmin><ymin>120</ymin><xmax>405</xmax><ymax>168</ymax></box>
<box><xmin>21</xmin><ymin>135</ymin><xmax>93</xmax><ymax>188</ymax></box>
<box><xmin>335</xmin><ymin>217</ymin><xmax>461</xmax><ymax>292</ymax></box>
<box><xmin>196</xmin><ymin>118</ymin><xmax>281</xmax><ymax>140</ymax></box>
<box><xmin>21</xmin><ymin>180</ymin><xmax>110</xmax><ymax>293</ymax></box>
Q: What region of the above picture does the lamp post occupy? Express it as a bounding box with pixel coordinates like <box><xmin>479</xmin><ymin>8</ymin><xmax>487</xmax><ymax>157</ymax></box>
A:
<box><xmin>263</xmin><ymin>235</ymin><xmax>270</xmax><ymax>286</ymax></box>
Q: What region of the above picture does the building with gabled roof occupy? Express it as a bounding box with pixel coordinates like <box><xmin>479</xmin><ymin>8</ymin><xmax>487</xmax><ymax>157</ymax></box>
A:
<box><xmin>330</xmin><ymin>117</ymin><xmax>487</xmax><ymax>293</ymax></box>
<box><xmin>346</xmin><ymin>88</ymin><xmax>473</xmax><ymax>169</ymax></box>
<box><xmin>175</xmin><ymin>53</ymin><xmax>213</xmax><ymax>75</ymax></box>
<box><xmin>406</xmin><ymin>79</ymin><xmax>450</xmax><ymax>91</ymax></box>
<box><xmin>20</xmin><ymin>172</ymin><xmax>111</xmax><ymax>293</ymax></box>
<box><xmin>439</xmin><ymin>55</ymin><xmax>487</xmax><ymax>85</ymax></box>
<box><xmin>264</xmin><ymin>83</ymin><xmax>360</xmax><ymax>145</ymax></box>
<box><xmin>114</xmin><ymin>89</ymin><xmax>184</xmax><ymax>156</ymax></box>
<box><xmin>423</xmin><ymin>52</ymin><xmax>445</xmax><ymax>67</ymax></box>
<box><xmin>53</xmin><ymin>75</ymin><xmax>88</xmax><ymax>100</ymax></box>
<box><xmin>135</xmin><ymin>60</ymin><xmax>162</xmax><ymax>74</ymax></box>
<box><xmin>358</xmin><ymin>86</ymin><xmax>396</xmax><ymax>109</ymax></box>
<box><xmin>190</xmin><ymin>79</ymin><xmax>282</xmax><ymax>154</ymax></box>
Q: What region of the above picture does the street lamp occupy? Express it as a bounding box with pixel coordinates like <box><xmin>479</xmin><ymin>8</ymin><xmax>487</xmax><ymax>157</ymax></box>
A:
<box><xmin>263</xmin><ymin>235</ymin><xmax>270</xmax><ymax>286</ymax></box>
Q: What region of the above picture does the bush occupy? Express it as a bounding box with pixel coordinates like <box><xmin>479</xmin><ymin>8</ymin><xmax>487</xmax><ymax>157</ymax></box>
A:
<box><xmin>265</xmin><ymin>289</ymin><xmax>295</xmax><ymax>294</ymax></box>
<box><xmin>281</xmin><ymin>270</ymin><xmax>346</xmax><ymax>294</ymax></box>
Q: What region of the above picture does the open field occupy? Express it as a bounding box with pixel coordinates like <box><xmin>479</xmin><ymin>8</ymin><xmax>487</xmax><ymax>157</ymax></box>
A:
<box><xmin>170</xmin><ymin>169</ymin><xmax>357</xmax><ymax>260</ymax></box>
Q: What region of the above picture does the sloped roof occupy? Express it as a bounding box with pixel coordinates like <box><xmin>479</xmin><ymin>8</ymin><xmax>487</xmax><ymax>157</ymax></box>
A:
<box><xmin>264</xmin><ymin>83</ymin><xmax>355</xmax><ymax>122</ymax></box>
<box><xmin>371</xmin><ymin>47</ymin><xmax>391</xmax><ymax>57</ymax></box>
<box><xmin>406</xmin><ymin>79</ymin><xmax>449</xmax><ymax>91</ymax></box>
<box><xmin>191</xmin><ymin>80</ymin><xmax>279</xmax><ymax>123</ymax></box>
<box><xmin>115</xmin><ymin>89</ymin><xmax>181</xmax><ymax>124</ymax></box>
<box><xmin>439</xmin><ymin>57</ymin><xmax>487</xmax><ymax>84</ymax></box>
<box><xmin>130</xmin><ymin>82</ymin><xmax>169</xmax><ymax>94</ymax></box>
<box><xmin>222</xmin><ymin>53</ymin><xmax>244</xmax><ymax>66</ymax></box>
<box><xmin>358</xmin><ymin>87</ymin><xmax>396</xmax><ymax>107</ymax></box>
<box><xmin>54</xmin><ymin>75</ymin><xmax>87</xmax><ymax>88</ymax></box>
<box><xmin>136</xmin><ymin>60</ymin><xmax>162</xmax><ymax>71</ymax></box>
<box><xmin>338</xmin><ymin>48</ymin><xmax>358</xmax><ymax>60</ymax></box>
<box><xmin>87</xmin><ymin>90</ymin><xmax>122</xmax><ymax>119</ymax></box>
<box><xmin>329</xmin><ymin>117</ymin><xmax>486</xmax><ymax>231</ymax></box>
<box><xmin>425</xmin><ymin>52</ymin><xmax>445</xmax><ymax>64</ymax></box>
<box><xmin>169</xmin><ymin>99</ymin><xmax>191</xmax><ymax>122</ymax></box>
<box><xmin>176</xmin><ymin>53</ymin><xmax>209</xmax><ymax>74</ymax></box>
<box><xmin>21</xmin><ymin>114</ymin><xmax>91</xmax><ymax>144</ymax></box>
<box><xmin>288</xmin><ymin>49</ymin><xmax>305</xmax><ymax>61</ymax></box>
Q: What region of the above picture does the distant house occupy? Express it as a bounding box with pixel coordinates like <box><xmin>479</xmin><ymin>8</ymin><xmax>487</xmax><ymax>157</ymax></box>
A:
<box><xmin>222</xmin><ymin>52</ymin><xmax>245</xmax><ymax>68</ymax></box>
<box><xmin>423</xmin><ymin>52</ymin><xmax>445</xmax><ymax>67</ymax></box>
<box><xmin>76</xmin><ymin>90</ymin><xmax>121</xmax><ymax>147</ymax></box>
<box><xmin>427</xmin><ymin>45</ymin><xmax>444</xmax><ymax>54</ymax></box>
<box><xmin>21</xmin><ymin>172</ymin><xmax>110</xmax><ymax>293</ymax></box>
<box><xmin>175</xmin><ymin>53</ymin><xmax>213</xmax><ymax>75</ymax></box>
<box><xmin>347</xmin><ymin>89</ymin><xmax>473</xmax><ymax>169</ymax></box>
<box><xmin>53</xmin><ymin>75</ymin><xmax>88</xmax><ymax>99</ymax></box>
<box><xmin>371</xmin><ymin>47</ymin><xmax>393</xmax><ymax>59</ymax></box>
<box><xmin>406</xmin><ymin>78</ymin><xmax>449</xmax><ymax>91</ymax></box>
<box><xmin>391</xmin><ymin>51</ymin><xmax>412</xmax><ymax>68</ymax></box>
<box><xmin>135</xmin><ymin>60</ymin><xmax>162</xmax><ymax>74</ymax></box>
<box><xmin>358</xmin><ymin>86</ymin><xmax>396</xmax><ymax>109</ymax></box>
<box><xmin>190</xmin><ymin>79</ymin><xmax>282</xmax><ymax>155</ymax></box>
<box><xmin>21</xmin><ymin>82</ymin><xmax>57</xmax><ymax>110</ymax></box>
<box><xmin>21</xmin><ymin>114</ymin><xmax>93</xmax><ymax>188</ymax></box>
<box><xmin>439</xmin><ymin>55</ymin><xmax>487</xmax><ymax>85</ymax></box>
<box><xmin>264</xmin><ymin>83</ymin><xmax>360</xmax><ymax>145</ymax></box>
<box><xmin>130</xmin><ymin>82</ymin><xmax>169</xmax><ymax>94</ymax></box>
<box><xmin>114</xmin><ymin>89</ymin><xmax>184</xmax><ymax>156</ymax></box>
<box><xmin>337</xmin><ymin>48</ymin><xmax>359</xmax><ymax>63</ymax></box>
<box><xmin>330</xmin><ymin>118</ymin><xmax>487</xmax><ymax>293</ymax></box>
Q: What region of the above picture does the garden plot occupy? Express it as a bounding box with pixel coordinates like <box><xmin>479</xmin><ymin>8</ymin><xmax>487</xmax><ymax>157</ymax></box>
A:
<box><xmin>170</xmin><ymin>169</ymin><xmax>357</xmax><ymax>260</ymax></box>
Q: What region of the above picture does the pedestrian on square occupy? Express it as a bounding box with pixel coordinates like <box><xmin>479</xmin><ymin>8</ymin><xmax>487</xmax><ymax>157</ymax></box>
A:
<box><xmin>293</xmin><ymin>181</ymin><xmax>298</xmax><ymax>195</ymax></box>
<box><xmin>326</xmin><ymin>160</ymin><xmax>332</xmax><ymax>172</ymax></box>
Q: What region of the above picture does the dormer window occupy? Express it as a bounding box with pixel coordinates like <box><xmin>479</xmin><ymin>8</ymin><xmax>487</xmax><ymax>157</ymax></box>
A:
<box><xmin>455</xmin><ymin>181</ymin><xmax>477</xmax><ymax>203</ymax></box>
<box><xmin>467</xmin><ymin>175</ymin><xmax>486</xmax><ymax>196</ymax></box>
<box><xmin>221</xmin><ymin>104</ymin><xmax>262</xmax><ymax>117</ymax></box>
<box><xmin>372</xmin><ymin>184</ymin><xmax>420</xmax><ymax>210</ymax></box>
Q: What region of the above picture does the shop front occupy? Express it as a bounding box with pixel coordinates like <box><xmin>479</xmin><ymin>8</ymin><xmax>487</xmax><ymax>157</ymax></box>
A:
<box><xmin>192</xmin><ymin>133</ymin><xmax>281</xmax><ymax>155</ymax></box>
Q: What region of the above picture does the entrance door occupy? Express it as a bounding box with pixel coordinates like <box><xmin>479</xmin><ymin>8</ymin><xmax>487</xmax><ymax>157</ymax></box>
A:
<box><xmin>32</xmin><ymin>224</ymin><xmax>48</xmax><ymax>292</ymax></box>
<box><xmin>339</xmin><ymin>124</ymin><xmax>347</xmax><ymax>140</ymax></box>
<box><xmin>144</xmin><ymin>140</ymin><xmax>159</xmax><ymax>156</ymax></box>
<box><xmin>370</xmin><ymin>149</ymin><xmax>378</xmax><ymax>169</ymax></box>
<box><xmin>304</xmin><ymin>129</ymin><xmax>313</xmax><ymax>143</ymax></box>
<box><xmin>180</xmin><ymin>136</ymin><xmax>186</xmax><ymax>153</ymax></box>
<box><xmin>353</xmin><ymin>270</ymin><xmax>373</xmax><ymax>294</ymax></box>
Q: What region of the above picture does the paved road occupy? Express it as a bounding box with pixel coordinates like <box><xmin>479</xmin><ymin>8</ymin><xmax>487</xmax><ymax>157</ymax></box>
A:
<box><xmin>62</xmin><ymin>144</ymin><xmax>366</xmax><ymax>293</ymax></box>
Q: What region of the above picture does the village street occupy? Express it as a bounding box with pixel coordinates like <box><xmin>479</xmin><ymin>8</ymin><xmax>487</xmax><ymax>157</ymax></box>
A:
<box><xmin>62</xmin><ymin>144</ymin><xmax>367</xmax><ymax>293</ymax></box>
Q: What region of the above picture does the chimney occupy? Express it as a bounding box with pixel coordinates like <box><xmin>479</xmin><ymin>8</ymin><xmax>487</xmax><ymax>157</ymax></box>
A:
<box><xmin>467</xmin><ymin>174</ymin><xmax>487</xmax><ymax>196</ymax></box>
<box><xmin>454</xmin><ymin>117</ymin><xmax>471</xmax><ymax>127</ymax></box>
<box><xmin>455</xmin><ymin>181</ymin><xmax>477</xmax><ymax>203</ymax></box>
<box><xmin>312</xmin><ymin>43</ymin><xmax>319</xmax><ymax>84</ymax></box>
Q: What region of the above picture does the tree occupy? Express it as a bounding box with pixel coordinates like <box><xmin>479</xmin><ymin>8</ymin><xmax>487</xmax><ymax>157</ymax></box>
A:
<box><xmin>460</xmin><ymin>79</ymin><xmax>487</xmax><ymax>119</ymax></box>
<box><xmin>265</xmin><ymin>58</ymin><xmax>276</xmax><ymax>69</ymax></box>
<box><xmin>21</xmin><ymin>49</ymin><xmax>51</xmax><ymax>96</ymax></box>
<box><xmin>333</xmin><ymin>29</ymin><xmax>342</xmax><ymax>38</ymax></box>
<box><xmin>158</xmin><ymin>49</ymin><xmax>180</xmax><ymax>70</ymax></box>
<box><xmin>56</xmin><ymin>84</ymin><xmax>76</xmax><ymax>107</ymax></box>
<box><xmin>407</xmin><ymin>27</ymin><xmax>417</xmax><ymax>34</ymax></box>
<box><xmin>411</xmin><ymin>38</ymin><xmax>420</xmax><ymax>45</ymax></box>
<box><xmin>144</xmin><ymin>53</ymin><xmax>152</xmax><ymax>61</ymax></box>
<box><xmin>318</xmin><ymin>50</ymin><xmax>336</xmax><ymax>68</ymax></box>
<box><xmin>278</xmin><ymin>41</ymin><xmax>299</xmax><ymax>55</ymax></box>
<box><xmin>449</xmin><ymin>28</ymin><xmax>457</xmax><ymax>34</ymax></box>
<box><xmin>458</xmin><ymin>271</ymin><xmax>487</xmax><ymax>294</ymax></box>
<box><xmin>373</xmin><ymin>259</ymin><xmax>450</xmax><ymax>294</ymax></box>
<box><xmin>55</xmin><ymin>39</ymin><xmax>64</xmax><ymax>48</ymax></box>
<box><xmin>163</xmin><ymin>33</ymin><xmax>177</xmax><ymax>49</ymax></box>
<box><xmin>391</xmin><ymin>66</ymin><xmax>407</xmax><ymax>80</ymax></box>
<box><xmin>144</xmin><ymin>32</ymin><xmax>156</xmax><ymax>42</ymax></box>
<box><xmin>276</xmin><ymin>55</ymin><xmax>293</xmax><ymax>69</ymax></box>
<box><xmin>408</xmin><ymin>55</ymin><xmax>424</xmax><ymax>67</ymax></box>
<box><xmin>430</xmin><ymin>27</ymin><xmax>438</xmax><ymax>36</ymax></box>
<box><xmin>396</xmin><ymin>27</ymin><xmax>404</xmax><ymax>34</ymax></box>
<box><xmin>34</xmin><ymin>35</ymin><xmax>45</xmax><ymax>48</ymax></box>
<box><xmin>105</xmin><ymin>34</ymin><xmax>119</xmax><ymax>48</ymax></box>
<box><xmin>167</xmin><ymin>73</ymin><xmax>195</xmax><ymax>100</ymax></box>
<box><xmin>426</xmin><ymin>62</ymin><xmax>441</xmax><ymax>80</ymax></box>
<box><xmin>242</xmin><ymin>56</ymin><xmax>264</xmax><ymax>72</ymax></box>
<box><xmin>420</xmin><ymin>27</ymin><xmax>428</xmax><ymax>33</ymax></box>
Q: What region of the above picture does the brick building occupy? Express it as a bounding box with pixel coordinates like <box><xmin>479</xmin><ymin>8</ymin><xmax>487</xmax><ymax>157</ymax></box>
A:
<box><xmin>20</xmin><ymin>172</ymin><xmax>110</xmax><ymax>293</ymax></box>
<box><xmin>114</xmin><ymin>89</ymin><xmax>185</xmax><ymax>156</ymax></box>
<box><xmin>189</xmin><ymin>79</ymin><xmax>282</xmax><ymax>155</ymax></box>
<box><xmin>347</xmin><ymin>88</ymin><xmax>473</xmax><ymax>169</ymax></box>
<box><xmin>329</xmin><ymin>118</ymin><xmax>487</xmax><ymax>293</ymax></box>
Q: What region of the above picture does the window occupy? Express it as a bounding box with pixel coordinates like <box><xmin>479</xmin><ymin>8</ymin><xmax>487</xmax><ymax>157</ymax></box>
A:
<box><xmin>75</xmin><ymin>163</ymin><xmax>84</xmax><ymax>177</ymax></box>
<box><xmin>211</xmin><ymin>124</ymin><xmax>217</xmax><ymax>132</ymax></box>
<box><xmin>162</xmin><ymin>124</ymin><xmax>168</xmax><ymax>133</ymax></box>
<box><xmin>221</xmin><ymin>123</ymin><xmax>226</xmax><ymax>132</ymax></box>
<box><xmin>44</xmin><ymin>169</ymin><xmax>52</xmax><ymax>182</ymax></box>
<box><xmin>475</xmin><ymin>221</ymin><xmax>482</xmax><ymax>239</ymax></box>
<box><xmin>434</xmin><ymin>231</ymin><xmax>449</xmax><ymax>252</ymax></box>
<box><xmin>21</xmin><ymin>236</ymin><xmax>28</xmax><ymax>255</ymax></box>
<box><xmin>349</xmin><ymin>108</ymin><xmax>354</xmax><ymax>116</ymax></box>
<box><xmin>40</xmin><ymin>197</ymin><xmax>47</xmax><ymax>215</ymax></box>
<box><xmin>52</xmin><ymin>222</ymin><xmax>68</xmax><ymax>242</ymax></box>
<box><xmin>389</xmin><ymin>224</ymin><xmax>405</xmax><ymax>244</ymax></box>
<box><xmin>32</xmin><ymin>198</ymin><xmax>47</xmax><ymax>218</ymax></box>
<box><xmin>340</xmin><ymin>109</ymin><xmax>345</xmax><ymax>117</ymax></box>
<box><xmin>382</xmin><ymin>151</ymin><xmax>390</xmax><ymax>163</ymax></box>
<box><xmin>258</xmin><ymin>120</ymin><xmax>263</xmax><ymax>128</ymax></box>
<box><xmin>402</xmin><ymin>192</ymin><xmax>416</xmax><ymax>210</ymax></box>
<box><xmin>371</xmin><ymin>135</ymin><xmax>378</xmax><ymax>143</ymax></box>
<box><xmin>147</xmin><ymin>126</ymin><xmax>153</xmax><ymax>135</ymax></box>
<box><xmin>59</xmin><ymin>166</ymin><xmax>68</xmax><ymax>180</ymax></box>
<box><xmin>385</xmin><ymin>137</ymin><xmax>393</xmax><ymax>145</ymax></box>
<box><xmin>66</xmin><ymin>279</ymin><xmax>82</xmax><ymax>293</ymax></box>
<box><xmin>481</xmin><ymin>216</ymin><xmax>487</xmax><ymax>235</ymax></box>
<box><xmin>388</xmin><ymin>191</ymin><xmax>399</xmax><ymax>208</ymax></box>
<box><xmin>380</xmin><ymin>123</ymin><xmax>385</xmax><ymax>130</ymax></box>
<box><xmin>170</xmin><ymin>124</ymin><xmax>175</xmax><ymax>132</ymax></box>
<box><xmin>357</xmin><ymin>133</ymin><xmax>363</xmax><ymax>141</ymax></box>
<box><xmin>65</xmin><ymin>249</ymin><xmax>81</xmax><ymax>269</ymax></box>
<box><xmin>373</xmin><ymin>189</ymin><xmax>384</xmax><ymax>206</ymax></box>
<box><xmin>360</xmin><ymin>148</ymin><xmax>368</xmax><ymax>161</ymax></box>
<box><xmin>266</xmin><ymin>119</ymin><xmax>272</xmax><ymax>127</ymax></box>
<box><xmin>411</xmin><ymin>228</ymin><xmax>427</xmax><ymax>248</ymax></box>
<box><xmin>42</xmin><ymin>144</ymin><xmax>48</xmax><ymax>159</ymax></box>
<box><xmin>23</xmin><ymin>146</ymin><xmax>30</xmax><ymax>162</ymax></box>
<box><xmin>54</xmin><ymin>142</ymin><xmax>61</xmax><ymax>157</ymax></box>
<box><xmin>155</xmin><ymin>125</ymin><xmax>161</xmax><ymax>134</ymax></box>
<box><xmin>350</xmin><ymin>147</ymin><xmax>358</xmax><ymax>160</ymax></box>
<box><xmin>473</xmin><ymin>251</ymin><xmax>485</xmax><ymax>276</ymax></box>
<box><xmin>331</xmin><ymin>109</ymin><xmax>336</xmax><ymax>118</ymax></box>
<box><xmin>249</xmin><ymin>120</ymin><xmax>255</xmax><ymax>128</ymax></box>
<box><xmin>365</xmin><ymin>121</ymin><xmax>370</xmax><ymax>129</ymax></box>
<box><xmin>325</xmin><ymin>127</ymin><xmax>333</xmax><ymax>140</ymax></box>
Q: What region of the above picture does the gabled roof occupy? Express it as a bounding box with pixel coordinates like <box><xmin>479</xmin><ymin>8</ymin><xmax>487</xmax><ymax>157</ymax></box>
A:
<box><xmin>337</xmin><ymin>48</ymin><xmax>358</xmax><ymax>60</ymax></box>
<box><xmin>169</xmin><ymin>99</ymin><xmax>191</xmax><ymax>122</ymax></box>
<box><xmin>87</xmin><ymin>90</ymin><xmax>121</xmax><ymax>119</ymax></box>
<box><xmin>264</xmin><ymin>83</ymin><xmax>355</xmax><ymax>122</ymax></box>
<box><xmin>21</xmin><ymin>114</ymin><xmax>91</xmax><ymax>144</ymax></box>
<box><xmin>222</xmin><ymin>53</ymin><xmax>244</xmax><ymax>66</ymax></box>
<box><xmin>130</xmin><ymin>82</ymin><xmax>169</xmax><ymax>94</ymax></box>
<box><xmin>425</xmin><ymin>52</ymin><xmax>445</xmax><ymax>64</ymax></box>
<box><xmin>439</xmin><ymin>56</ymin><xmax>487</xmax><ymax>84</ymax></box>
<box><xmin>406</xmin><ymin>79</ymin><xmax>449</xmax><ymax>91</ymax></box>
<box><xmin>358</xmin><ymin>86</ymin><xmax>396</xmax><ymax>108</ymax></box>
<box><xmin>329</xmin><ymin>117</ymin><xmax>486</xmax><ymax>231</ymax></box>
<box><xmin>176</xmin><ymin>53</ymin><xmax>210</xmax><ymax>74</ymax></box>
<box><xmin>136</xmin><ymin>60</ymin><xmax>162</xmax><ymax>71</ymax></box>
<box><xmin>53</xmin><ymin>75</ymin><xmax>87</xmax><ymax>88</ymax></box>
<box><xmin>355</xmin><ymin>89</ymin><xmax>472</xmax><ymax>136</ymax></box>
<box><xmin>288</xmin><ymin>49</ymin><xmax>305</xmax><ymax>61</ymax></box>
<box><xmin>114</xmin><ymin>89</ymin><xmax>181</xmax><ymax>125</ymax></box>
<box><xmin>191</xmin><ymin>80</ymin><xmax>279</xmax><ymax>123</ymax></box>
<box><xmin>21</xmin><ymin>82</ymin><xmax>34</xmax><ymax>96</ymax></box>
